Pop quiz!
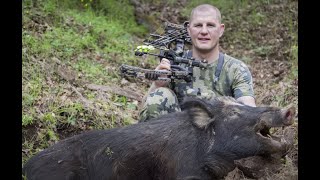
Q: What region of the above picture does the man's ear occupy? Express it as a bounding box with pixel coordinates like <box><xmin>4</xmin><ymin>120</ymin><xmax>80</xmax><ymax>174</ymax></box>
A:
<box><xmin>183</xmin><ymin>21</ymin><xmax>189</xmax><ymax>28</ymax></box>
<box><xmin>219</xmin><ymin>23</ymin><xmax>225</xmax><ymax>38</ymax></box>
<box><xmin>187</xmin><ymin>24</ymin><xmax>191</xmax><ymax>36</ymax></box>
<box><xmin>181</xmin><ymin>97</ymin><xmax>215</xmax><ymax>129</ymax></box>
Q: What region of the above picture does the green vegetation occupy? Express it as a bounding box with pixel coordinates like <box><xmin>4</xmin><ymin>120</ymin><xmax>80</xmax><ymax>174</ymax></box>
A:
<box><xmin>22</xmin><ymin>0</ymin><xmax>150</xmax><ymax>165</ymax></box>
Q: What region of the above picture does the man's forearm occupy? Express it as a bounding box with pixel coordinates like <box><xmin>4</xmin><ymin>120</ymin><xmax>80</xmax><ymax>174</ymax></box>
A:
<box><xmin>236</xmin><ymin>96</ymin><xmax>256</xmax><ymax>107</ymax></box>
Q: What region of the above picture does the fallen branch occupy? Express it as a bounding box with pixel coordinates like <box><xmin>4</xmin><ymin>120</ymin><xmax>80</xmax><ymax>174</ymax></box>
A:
<box><xmin>68</xmin><ymin>84</ymin><xmax>93</xmax><ymax>109</ymax></box>
<box><xmin>68</xmin><ymin>84</ymin><xmax>106</xmax><ymax>116</ymax></box>
<box><xmin>86</xmin><ymin>84</ymin><xmax>144</xmax><ymax>102</ymax></box>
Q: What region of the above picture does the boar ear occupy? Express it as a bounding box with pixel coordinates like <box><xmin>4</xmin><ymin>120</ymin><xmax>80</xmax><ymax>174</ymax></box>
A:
<box><xmin>181</xmin><ymin>97</ymin><xmax>214</xmax><ymax>128</ymax></box>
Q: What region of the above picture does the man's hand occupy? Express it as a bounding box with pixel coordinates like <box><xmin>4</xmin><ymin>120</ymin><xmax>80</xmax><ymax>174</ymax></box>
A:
<box><xmin>154</xmin><ymin>58</ymin><xmax>171</xmax><ymax>88</ymax></box>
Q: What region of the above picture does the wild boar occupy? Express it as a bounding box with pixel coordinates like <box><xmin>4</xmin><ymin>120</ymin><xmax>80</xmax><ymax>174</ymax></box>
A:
<box><xmin>23</xmin><ymin>96</ymin><xmax>295</xmax><ymax>180</ymax></box>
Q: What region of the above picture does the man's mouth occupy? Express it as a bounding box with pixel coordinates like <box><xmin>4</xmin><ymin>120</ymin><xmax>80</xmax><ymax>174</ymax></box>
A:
<box><xmin>198</xmin><ymin>37</ymin><xmax>211</xmax><ymax>42</ymax></box>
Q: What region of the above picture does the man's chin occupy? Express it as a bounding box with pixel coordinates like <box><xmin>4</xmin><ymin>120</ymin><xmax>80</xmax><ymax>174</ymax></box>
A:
<box><xmin>195</xmin><ymin>43</ymin><xmax>217</xmax><ymax>52</ymax></box>
<box><xmin>196</xmin><ymin>46</ymin><xmax>214</xmax><ymax>53</ymax></box>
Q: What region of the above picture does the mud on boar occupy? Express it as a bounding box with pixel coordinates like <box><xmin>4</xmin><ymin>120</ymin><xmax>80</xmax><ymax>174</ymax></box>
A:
<box><xmin>22</xmin><ymin>96</ymin><xmax>296</xmax><ymax>180</ymax></box>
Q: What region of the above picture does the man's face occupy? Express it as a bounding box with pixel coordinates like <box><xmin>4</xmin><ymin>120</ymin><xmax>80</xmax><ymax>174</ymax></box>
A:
<box><xmin>187</xmin><ymin>10</ymin><xmax>225</xmax><ymax>53</ymax></box>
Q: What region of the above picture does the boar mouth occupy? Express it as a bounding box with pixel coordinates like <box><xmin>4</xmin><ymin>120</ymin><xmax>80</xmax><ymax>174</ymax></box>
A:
<box><xmin>256</xmin><ymin>108</ymin><xmax>295</xmax><ymax>144</ymax></box>
<box><xmin>256</xmin><ymin>124</ymin><xmax>290</xmax><ymax>149</ymax></box>
<box><xmin>257</xmin><ymin>125</ymin><xmax>282</xmax><ymax>140</ymax></box>
<box><xmin>259</xmin><ymin>126</ymin><xmax>271</xmax><ymax>138</ymax></box>
<box><xmin>258</xmin><ymin>126</ymin><xmax>278</xmax><ymax>139</ymax></box>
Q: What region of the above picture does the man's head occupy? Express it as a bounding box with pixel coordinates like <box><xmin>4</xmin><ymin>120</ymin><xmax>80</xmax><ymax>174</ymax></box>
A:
<box><xmin>187</xmin><ymin>4</ymin><xmax>225</xmax><ymax>54</ymax></box>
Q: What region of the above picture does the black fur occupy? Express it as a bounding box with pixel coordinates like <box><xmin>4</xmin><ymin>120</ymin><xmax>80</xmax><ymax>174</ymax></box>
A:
<box><xmin>23</xmin><ymin>97</ymin><xmax>295</xmax><ymax>180</ymax></box>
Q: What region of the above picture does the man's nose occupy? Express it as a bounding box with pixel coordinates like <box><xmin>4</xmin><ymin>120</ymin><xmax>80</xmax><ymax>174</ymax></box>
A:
<box><xmin>200</xmin><ymin>26</ymin><xmax>209</xmax><ymax>34</ymax></box>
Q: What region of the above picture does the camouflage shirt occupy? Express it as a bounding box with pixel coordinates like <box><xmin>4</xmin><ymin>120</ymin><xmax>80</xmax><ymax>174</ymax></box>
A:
<box><xmin>171</xmin><ymin>53</ymin><xmax>254</xmax><ymax>103</ymax></box>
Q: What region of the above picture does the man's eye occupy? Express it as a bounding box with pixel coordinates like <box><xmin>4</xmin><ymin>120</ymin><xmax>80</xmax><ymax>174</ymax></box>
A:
<box><xmin>194</xmin><ymin>24</ymin><xmax>202</xmax><ymax>27</ymax></box>
<box><xmin>207</xmin><ymin>24</ymin><xmax>215</xmax><ymax>27</ymax></box>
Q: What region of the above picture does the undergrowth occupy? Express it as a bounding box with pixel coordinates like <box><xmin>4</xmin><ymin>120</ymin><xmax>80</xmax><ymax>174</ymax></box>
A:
<box><xmin>22</xmin><ymin>0</ymin><xmax>151</xmax><ymax>165</ymax></box>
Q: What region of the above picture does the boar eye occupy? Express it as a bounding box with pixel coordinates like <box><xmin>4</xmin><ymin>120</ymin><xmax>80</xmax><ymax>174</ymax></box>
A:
<box><xmin>229</xmin><ymin>110</ymin><xmax>240</xmax><ymax>117</ymax></box>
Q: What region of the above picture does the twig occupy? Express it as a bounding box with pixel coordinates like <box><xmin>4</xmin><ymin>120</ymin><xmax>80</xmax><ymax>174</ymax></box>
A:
<box><xmin>86</xmin><ymin>84</ymin><xmax>143</xmax><ymax>102</ymax></box>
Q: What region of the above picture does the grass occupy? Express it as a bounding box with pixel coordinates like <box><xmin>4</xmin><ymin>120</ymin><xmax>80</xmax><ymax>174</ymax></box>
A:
<box><xmin>73</xmin><ymin>58</ymin><xmax>112</xmax><ymax>83</ymax></box>
<box><xmin>22</xmin><ymin>114</ymin><xmax>34</xmax><ymax>126</ymax></box>
<box><xmin>22</xmin><ymin>0</ymin><xmax>149</xmax><ymax>166</ymax></box>
<box><xmin>287</xmin><ymin>13</ymin><xmax>298</xmax><ymax>79</ymax></box>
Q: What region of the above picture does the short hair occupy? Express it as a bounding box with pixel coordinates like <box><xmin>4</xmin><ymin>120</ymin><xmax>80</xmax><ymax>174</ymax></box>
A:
<box><xmin>189</xmin><ymin>4</ymin><xmax>222</xmax><ymax>23</ymax></box>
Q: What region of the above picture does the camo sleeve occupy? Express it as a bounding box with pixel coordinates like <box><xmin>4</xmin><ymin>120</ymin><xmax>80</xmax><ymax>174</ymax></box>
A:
<box><xmin>138</xmin><ymin>87</ymin><xmax>181</xmax><ymax>122</ymax></box>
<box><xmin>229</xmin><ymin>60</ymin><xmax>255</xmax><ymax>99</ymax></box>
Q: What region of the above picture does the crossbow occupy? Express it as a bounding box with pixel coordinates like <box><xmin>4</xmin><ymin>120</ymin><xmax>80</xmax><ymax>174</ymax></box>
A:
<box><xmin>120</xmin><ymin>21</ymin><xmax>208</xmax><ymax>83</ymax></box>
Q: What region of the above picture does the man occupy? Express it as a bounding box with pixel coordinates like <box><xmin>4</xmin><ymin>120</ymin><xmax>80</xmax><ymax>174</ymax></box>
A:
<box><xmin>139</xmin><ymin>4</ymin><xmax>256</xmax><ymax>121</ymax></box>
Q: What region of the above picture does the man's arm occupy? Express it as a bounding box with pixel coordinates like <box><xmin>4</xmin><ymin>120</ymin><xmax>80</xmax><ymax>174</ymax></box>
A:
<box><xmin>141</xmin><ymin>82</ymin><xmax>160</xmax><ymax>104</ymax></box>
<box><xmin>230</xmin><ymin>60</ymin><xmax>256</xmax><ymax>107</ymax></box>
<box><xmin>236</xmin><ymin>96</ymin><xmax>256</xmax><ymax>107</ymax></box>
<box><xmin>141</xmin><ymin>58</ymin><xmax>171</xmax><ymax>104</ymax></box>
